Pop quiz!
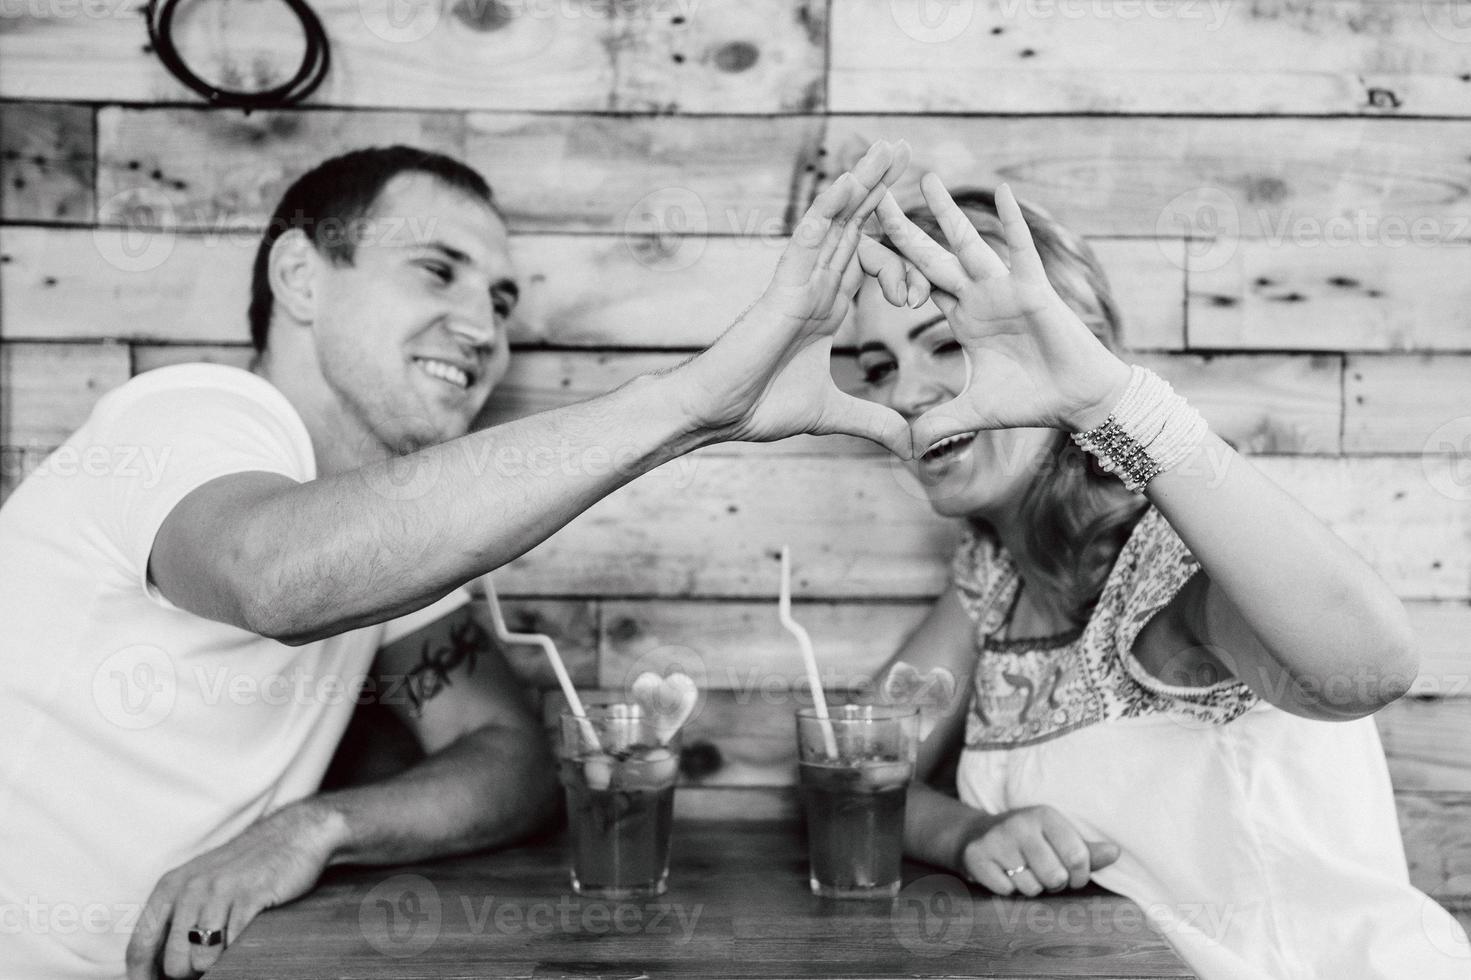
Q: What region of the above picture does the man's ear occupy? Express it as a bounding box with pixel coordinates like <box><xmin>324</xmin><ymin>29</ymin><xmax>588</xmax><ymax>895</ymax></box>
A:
<box><xmin>268</xmin><ymin>229</ymin><xmax>320</xmax><ymax>326</ymax></box>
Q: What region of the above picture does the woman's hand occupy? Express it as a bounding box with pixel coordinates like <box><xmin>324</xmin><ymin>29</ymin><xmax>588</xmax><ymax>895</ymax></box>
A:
<box><xmin>672</xmin><ymin>139</ymin><xmax>925</xmax><ymax>459</ymax></box>
<box><xmin>876</xmin><ymin>175</ymin><xmax>1133</xmax><ymax>453</ymax></box>
<box><xmin>958</xmin><ymin>804</ymin><xmax>1120</xmax><ymax>897</ymax></box>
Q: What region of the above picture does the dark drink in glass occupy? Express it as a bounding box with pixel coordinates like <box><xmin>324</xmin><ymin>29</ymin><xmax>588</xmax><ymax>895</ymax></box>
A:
<box><xmin>796</xmin><ymin>705</ymin><xmax>918</xmax><ymax>899</ymax></box>
<box><xmin>558</xmin><ymin>704</ymin><xmax>681</xmax><ymax>898</ymax></box>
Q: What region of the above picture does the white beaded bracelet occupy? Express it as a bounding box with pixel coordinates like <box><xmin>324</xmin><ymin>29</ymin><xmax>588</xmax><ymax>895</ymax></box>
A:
<box><xmin>1070</xmin><ymin>365</ymin><xmax>1209</xmax><ymax>493</ymax></box>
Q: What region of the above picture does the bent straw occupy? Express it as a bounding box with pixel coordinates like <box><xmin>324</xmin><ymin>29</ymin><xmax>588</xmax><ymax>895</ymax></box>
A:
<box><xmin>481</xmin><ymin>574</ymin><xmax>601</xmax><ymax>753</ymax></box>
<box><xmin>778</xmin><ymin>546</ymin><xmax>839</xmax><ymax>759</ymax></box>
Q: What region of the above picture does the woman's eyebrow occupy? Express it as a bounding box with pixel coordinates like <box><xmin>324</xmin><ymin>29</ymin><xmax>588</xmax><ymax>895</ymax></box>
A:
<box><xmin>907</xmin><ymin>315</ymin><xmax>947</xmax><ymax>342</ymax></box>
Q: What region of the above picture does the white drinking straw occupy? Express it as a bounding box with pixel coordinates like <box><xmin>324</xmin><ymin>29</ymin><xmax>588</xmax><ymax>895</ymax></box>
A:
<box><xmin>778</xmin><ymin>546</ymin><xmax>839</xmax><ymax>758</ymax></box>
<box><xmin>481</xmin><ymin>574</ymin><xmax>602</xmax><ymax>753</ymax></box>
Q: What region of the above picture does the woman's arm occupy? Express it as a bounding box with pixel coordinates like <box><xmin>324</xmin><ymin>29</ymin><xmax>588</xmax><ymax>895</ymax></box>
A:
<box><xmin>1072</xmin><ymin>381</ymin><xmax>1418</xmax><ymax>722</ymax></box>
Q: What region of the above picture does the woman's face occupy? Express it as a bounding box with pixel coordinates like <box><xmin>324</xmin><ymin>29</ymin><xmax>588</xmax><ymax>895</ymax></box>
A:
<box><xmin>852</xmin><ymin>279</ymin><xmax>1058</xmax><ymax>521</ymax></box>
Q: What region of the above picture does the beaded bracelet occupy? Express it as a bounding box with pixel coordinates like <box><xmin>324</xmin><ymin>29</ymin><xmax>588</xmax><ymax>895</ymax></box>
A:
<box><xmin>1070</xmin><ymin>365</ymin><xmax>1209</xmax><ymax>493</ymax></box>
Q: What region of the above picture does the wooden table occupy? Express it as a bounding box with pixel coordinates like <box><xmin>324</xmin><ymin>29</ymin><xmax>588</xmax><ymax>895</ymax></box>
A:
<box><xmin>207</xmin><ymin>820</ymin><xmax>1194</xmax><ymax>979</ymax></box>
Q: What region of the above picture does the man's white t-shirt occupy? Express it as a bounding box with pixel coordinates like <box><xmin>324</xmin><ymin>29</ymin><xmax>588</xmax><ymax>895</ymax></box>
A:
<box><xmin>0</xmin><ymin>364</ymin><xmax>468</xmax><ymax>980</ymax></box>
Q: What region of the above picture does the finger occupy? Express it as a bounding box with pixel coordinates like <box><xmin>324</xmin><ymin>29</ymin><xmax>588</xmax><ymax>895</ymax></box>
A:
<box><xmin>818</xmin><ymin>209</ymin><xmax>864</xmax><ymax>272</ymax></box>
<box><xmin>911</xmin><ymin>400</ymin><xmax>983</xmax><ymax>456</ymax></box>
<box><xmin>126</xmin><ymin>889</ymin><xmax>175</xmax><ymax>980</ymax></box>
<box><xmin>961</xmin><ymin>841</ymin><xmax>1015</xmax><ymax>896</ymax></box>
<box><xmin>875</xmin><ymin>193</ymin><xmax>967</xmax><ymax>295</ymax></box>
<box><xmin>847</xmin><ymin>139</ymin><xmax>912</xmax><ymax>229</ymax></box>
<box><xmin>838</xmin><ymin>249</ymin><xmax>863</xmax><ymax>302</ymax></box>
<box><xmin>778</xmin><ymin>173</ymin><xmax>854</xmax><ymax>284</ymax></box>
<box><xmin>905</xmin><ymin>261</ymin><xmax>932</xmax><ymax>308</ymax></box>
<box><xmin>225</xmin><ymin>897</ymin><xmax>265</xmax><ymax>958</ymax></box>
<box><xmin>1018</xmin><ymin>834</ymin><xmax>1072</xmax><ymax>893</ymax></box>
<box><xmin>817</xmin><ymin>391</ymin><xmax>914</xmax><ymax>460</ymax></box>
<box><xmin>836</xmin><ymin>140</ymin><xmax>896</xmax><ymax>222</ymax></box>
<box><xmin>1043</xmin><ymin>824</ymin><xmax>1095</xmax><ymax>891</ymax></box>
<box><xmin>1086</xmin><ymin>839</ymin><xmax>1122</xmax><ymax>871</ymax></box>
<box><xmin>857</xmin><ymin>236</ymin><xmax>909</xmax><ymax>307</ymax></box>
<box><xmin>997</xmin><ymin>855</ymin><xmax>1043</xmax><ymax>898</ymax></box>
<box><xmin>994</xmin><ymin>182</ymin><xmax>1047</xmax><ymax>281</ymax></box>
<box><xmin>919</xmin><ymin>172</ymin><xmax>1008</xmax><ymax>280</ymax></box>
<box><xmin>163</xmin><ymin>884</ymin><xmax>210</xmax><ymax>978</ymax></box>
<box><xmin>187</xmin><ymin>894</ymin><xmax>233</xmax><ymax>976</ymax></box>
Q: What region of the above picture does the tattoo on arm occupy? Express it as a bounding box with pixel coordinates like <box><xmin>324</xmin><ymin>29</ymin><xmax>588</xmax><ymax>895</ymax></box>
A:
<box><xmin>402</xmin><ymin>618</ymin><xmax>486</xmax><ymax>716</ymax></box>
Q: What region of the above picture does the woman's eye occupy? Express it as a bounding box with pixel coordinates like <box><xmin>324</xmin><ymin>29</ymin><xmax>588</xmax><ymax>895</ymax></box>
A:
<box><xmin>422</xmin><ymin>263</ymin><xmax>452</xmax><ymax>283</ymax></box>
<box><xmin>933</xmin><ymin>340</ymin><xmax>961</xmax><ymax>357</ymax></box>
<box><xmin>860</xmin><ymin>361</ymin><xmax>895</xmax><ymax>385</ymax></box>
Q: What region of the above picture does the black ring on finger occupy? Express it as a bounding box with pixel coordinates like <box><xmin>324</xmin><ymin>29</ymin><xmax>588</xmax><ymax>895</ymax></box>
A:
<box><xmin>187</xmin><ymin>927</ymin><xmax>224</xmax><ymax>947</ymax></box>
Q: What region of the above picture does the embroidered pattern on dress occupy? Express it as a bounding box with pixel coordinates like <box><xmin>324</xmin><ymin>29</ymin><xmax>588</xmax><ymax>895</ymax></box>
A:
<box><xmin>950</xmin><ymin>507</ymin><xmax>1258</xmax><ymax>750</ymax></box>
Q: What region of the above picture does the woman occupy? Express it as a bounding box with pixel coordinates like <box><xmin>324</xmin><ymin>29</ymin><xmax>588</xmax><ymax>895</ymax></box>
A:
<box><xmin>856</xmin><ymin>175</ymin><xmax>1469</xmax><ymax>977</ymax></box>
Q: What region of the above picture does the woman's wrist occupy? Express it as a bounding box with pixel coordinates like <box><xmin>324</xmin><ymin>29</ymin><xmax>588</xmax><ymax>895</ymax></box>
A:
<box><xmin>1064</xmin><ymin>358</ymin><xmax>1134</xmax><ymax>433</ymax></box>
<box><xmin>947</xmin><ymin>809</ymin><xmax>1001</xmax><ymax>876</ymax></box>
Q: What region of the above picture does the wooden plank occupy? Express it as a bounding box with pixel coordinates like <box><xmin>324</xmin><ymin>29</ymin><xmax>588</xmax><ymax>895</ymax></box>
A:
<box><xmin>0</xmin><ymin>341</ymin><xmax>131</xmax><ymax>446</ymax></box>
<box><xmin>2</xmin><ymin>226</ymin><xmax>1181</xmax><ymax>351</ymax></box>
<box><xmin>1091</xmin><ymin>239</ymin><xmax>1184</xmax><ymax>351</ymax></box>
<box><xmin>1408</xmin><ymin>601</ymin><xmax>1471</xmax><ymax>698</ymax></box>
<box><xmin>1344</xmin><ymin>354</ymin><xmax>1471</xmax><ymax>453</ymax></box>
<box><xmin>509</xmin><ymin>233</ymin><xmax>782</xmax><ymax>346</ymax></box>
<box><xmin>0</xmin><ymin>102</ymin><xmax>93</xmax><ymax>223</ymax></box>
<box><xmin>822</xmin><ymin>116</ymin><xmax>1471</xmax><ymax>240</ymax></box>
<box><xmin>0</xmin><ymin>0</ymin><xmax>615</xmax><ymax>110</ymax></box>
<box><xmin>497</xmin><ymin>453</ymin><xmax>961</xmax><ymax>599</ymax></box>
<box><xmin>1253</xmin><ymin>456</ymin><xmax>1471</xmax><ymax>601</ymax></box>
<box><xmin>96</xmin><ymin>108</ymin><xmax>466</xmax><ymax>232</ymax></box>
<box><xmin>490</xmin><ymin>455</ymin><xmax>1468</xmax><ymax>600</ymax></box>
<box><xmin>1135</xmin><ymin>352</ymin><xmax>1342</xmax><ymax>454</ymax></box>
<box><xmin>598</xmin><ymin>599</ymin><xmax>930</xmax><ymax>693</ymax></box>
<box><xmin>611</xmin><ymin>0</ymin><xmax>825</xmax><ymax>113</ymax></box>
<box><xmin>1190</xmin><ymin>242</ymin><xmax>1471</xmax><ymax>352</ymax></box>
<box><xmin>1398</xmin><ymin>791</ymin><xmax>1471</xmax><ymax>901</ymax></box>
<box><xmin>133</xmin><ymin>344</ymin><xmax>255</xmax><ymax>373</ymax></box>
<box><xmin>1378</xmin><ymin>697</ymin><xmax>1471</xmax><ymax>793</ymax></box>
<box><xmin>463</xmin><ymin>113</ymin><xmax>820</xmax><ymax>233</ymax></box>
<box><xmin>0</xmin><ymin>226</ymin><xmax>252</xmax><ymax>343</ymax></box>
<box><xmin>831</xmin><ymin>1</ymin><xmax>1471</xmax><ymax>116</ymax></box>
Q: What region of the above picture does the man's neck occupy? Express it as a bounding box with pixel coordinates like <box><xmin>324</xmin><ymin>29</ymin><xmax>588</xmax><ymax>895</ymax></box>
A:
<box><xmin>251</xmin><ymin>349</ymin><xmax>387</xmax><ymax>478</ymax></box>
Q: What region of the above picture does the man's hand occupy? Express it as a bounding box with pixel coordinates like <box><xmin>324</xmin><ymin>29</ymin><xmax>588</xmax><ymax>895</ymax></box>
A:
<box><xmin>125</xmin><ymin>801</ymin><xmax>343</xmax><ymax>979</ymax></box>
<box><xmin>673</xmin><ymin>139</ymin><xmax>922</xmax><ymax>459</ymax></box>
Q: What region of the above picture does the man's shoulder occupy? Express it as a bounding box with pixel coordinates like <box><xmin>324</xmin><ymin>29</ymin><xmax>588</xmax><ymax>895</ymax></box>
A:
<box><xmin>101</xmin><ymin>362</ymin><xmax>285</xmax><ymax>415</ymax></box>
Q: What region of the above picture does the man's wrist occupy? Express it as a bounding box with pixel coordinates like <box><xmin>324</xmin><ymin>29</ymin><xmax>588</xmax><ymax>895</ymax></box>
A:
<box><xmin>279</xmin><ymin>796</ymin><xmax>353</xmax><ymax>867</ymax></box>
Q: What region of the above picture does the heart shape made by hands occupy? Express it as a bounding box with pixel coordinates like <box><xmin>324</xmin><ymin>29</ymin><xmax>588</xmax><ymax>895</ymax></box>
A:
<box><xmin>631</xmin><ymin>670</ymin><xmax>699</xmax><ymax>745</ymax></box>
<box><xmin>879</xmin><ymin>660</ymin><xmax>958</xmax><ymax>711</ymax></box>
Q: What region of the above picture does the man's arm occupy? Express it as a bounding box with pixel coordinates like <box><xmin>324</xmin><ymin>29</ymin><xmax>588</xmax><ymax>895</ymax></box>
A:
<box><xmin>126</xmin><ymin>605</ymin><xmax>560</xmax><ymax>980</ymax></box>
<box><xmin>149</xmin><ymin>141</ymin><xmax>914</xmax><ymax>645</ymax></box>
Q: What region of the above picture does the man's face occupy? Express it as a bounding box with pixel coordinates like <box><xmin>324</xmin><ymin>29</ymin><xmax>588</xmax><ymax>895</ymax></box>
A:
<box><xmin>309</xmin><ymin>171</ymin><xmax>517</xmax><ymax>456</ymax></box>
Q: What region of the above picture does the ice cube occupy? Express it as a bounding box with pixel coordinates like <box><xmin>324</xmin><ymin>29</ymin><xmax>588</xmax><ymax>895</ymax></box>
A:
<box><xmin>858</xmin><ymin>759</ymin><xmax>912</xmax><ymax>791</ymax></box>
<box><xmin>619</xmin><ymin>746</ymin><xmax>679</xmax><ymax>790</ymax></box>
<box><xmin>582</xmin><ymin>754</ymin><xmax>614</xmax><ymax>791</ymax></box>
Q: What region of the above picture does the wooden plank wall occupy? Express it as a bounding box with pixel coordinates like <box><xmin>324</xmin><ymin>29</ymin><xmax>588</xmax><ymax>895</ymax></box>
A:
<box><xmin>2</xmin><ymin>0</ymin><xmax>1469</xmax><ymax>925</ymax></box>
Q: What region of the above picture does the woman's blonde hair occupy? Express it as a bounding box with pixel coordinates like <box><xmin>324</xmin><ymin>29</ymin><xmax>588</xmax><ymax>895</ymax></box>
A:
<box><xmin>884</xmin><ymin>188</ymin><xmax>1148</xmax><ymax>630</ymax></box>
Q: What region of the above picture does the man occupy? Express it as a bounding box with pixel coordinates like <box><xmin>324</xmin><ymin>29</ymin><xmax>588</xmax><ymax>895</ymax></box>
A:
<box><xmin>0</xmin><ymin>140</ymin><xmax>918</xmax><ymax>979</ymax></box>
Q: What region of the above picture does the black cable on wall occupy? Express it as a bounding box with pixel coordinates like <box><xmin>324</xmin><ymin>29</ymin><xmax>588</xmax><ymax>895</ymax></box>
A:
<box><xmin>145</xmin><ymin>0</ymin><xmax>331</xmax><ymax>109</ymax></box>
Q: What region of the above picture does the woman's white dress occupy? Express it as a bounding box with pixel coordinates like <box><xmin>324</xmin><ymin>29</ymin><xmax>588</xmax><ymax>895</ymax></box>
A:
<box><xmin>950</xmin><ymin>506</ymin><xmax>1469</xmax><ymax>978</ymax></box>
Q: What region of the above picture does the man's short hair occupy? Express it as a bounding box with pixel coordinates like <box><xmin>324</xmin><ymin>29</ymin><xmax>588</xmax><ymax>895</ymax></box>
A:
<box><xmin>247</xmin><ymin>145</ymin><xmax>498</xmax><ymax>353</ymax></box>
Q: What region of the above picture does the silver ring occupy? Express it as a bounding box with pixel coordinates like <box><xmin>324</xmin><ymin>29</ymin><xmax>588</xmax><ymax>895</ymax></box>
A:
<box><xmin>1003</xmin><ymin>863</ymin><xmax>1028</xmax><ymax>878</ymax></box>
<box><xmin>187</xmin><ymin>927</ymin><xmax>224</xmax><ymax>947</ymax></box>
